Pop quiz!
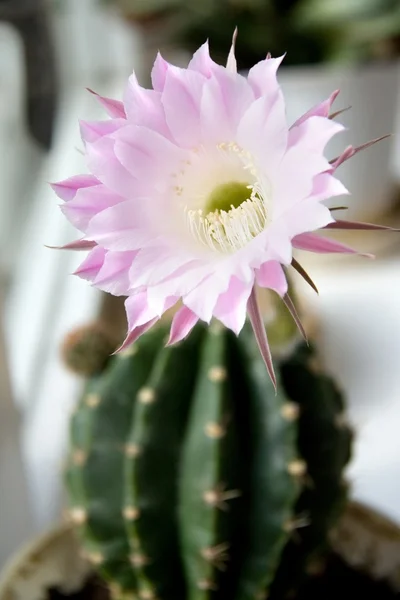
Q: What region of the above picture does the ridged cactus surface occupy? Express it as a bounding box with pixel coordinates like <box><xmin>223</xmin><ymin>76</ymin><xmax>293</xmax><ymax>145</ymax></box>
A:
<box><xmin>65</xmin><ymin>322</ymin><xmax>352</xmax><ymax>600</ymax></box>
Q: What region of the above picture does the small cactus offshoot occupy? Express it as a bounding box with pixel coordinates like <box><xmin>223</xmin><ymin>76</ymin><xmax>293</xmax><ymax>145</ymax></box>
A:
<box><xmin>65</xmin><ymin>319</ymin><xmax>352</xmax><ymax>600</ymax></box>
<box><xmin>61</xmin><ymin>323</ymin><xmax>118</xmax><ymax>377</ymax></box>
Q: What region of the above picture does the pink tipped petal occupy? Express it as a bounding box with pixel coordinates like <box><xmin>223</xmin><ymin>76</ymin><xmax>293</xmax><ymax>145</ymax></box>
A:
<box><xmin>87</xmin><ymin>88</ymin><xmax>126</xmax><ymax>118</ymax></box>
<box><xmin>188</xmin><ymin>41</ymin><xmax>215</xmax><ymax>77</ymax></box>
<box><xmin>330</xmin><ymin>135</ymin><xmax>391</xmax><ymax>170</ymax></box>
<box><xmin>94</xmin><ymin>250</ymin><xmax>137</xmax><ymax>295</ymax></box>
<box><xmin>226</xmin><ymin>28</ymin><xmax>238</xmax><ymax>73</ymax></box>
<box><xmin>86</xmin><ymin>200</ymin><xmax>155</xmax><ymax>252</ymax></box>
<box><xmin>238</xmin><ymin>92</ymin><xmax>287</xmax><ymax>173</ymax></box>
<box><xmin>288</xmin><ymin>115</ymin><xmax>345</xmax><ymax>153</ymax></box>
<box><xmin>115</xmin><ymin>318</ymin><xmax>159</xmax><ymax>354</ymax></box>
<box><xmin>256</xmin><ymin>261</ymin><xmax>288</xmax><ymax>297</ymax></box>
<box><xmin>151</xmin><ymin>53</ymin><xmax>169</xmax><ymax>92</ymax></box>
<box><xmin>214</xmin><ymin>276</ymin><xmax>252</xmax><ymax>335</ymax></box>
<box><xmin>282</xmin><ymin>294</ymin><xmax>308</xmax><ymax>342</ymax></box>
<box><xmin>47</xmin><ymin>238</ymin><xmax>97</xmax><ymax>251</ymax></box>
<box><xmin>184</xmin><ymin>272</ymin><xmax>231</xmax><ymax>323</ymax></box>
<box><xmin>325</xmin><ymin>219</ymin><xmax>400</xmax><ymax>232</ymax></box>
<box><xmin>167</xmin><ymin>305</ymin><xmax>199</xmax><ymax>345</ymax></box>
<box><xmin>247</xmin><ymin>54</ymin><xmax>285</xmax><ymax>99</ymax></box>
<box><xmin>51</xmin><ymin>175</ymin><xmax>99</xmax><ymax>201</ymax></box>
<box><xmin>86</xmin><ymin>136</ymin><xmax>148</xmax><ymax>199</ymax></box>
<box><xmin>308</xmin><ymin>172</ymin><xmax>349</xmax><ymax>203</ymax></box>
<box><xmin>247</xmin><ymin>286</ymin><xmax>276</xmax><ymax>390</ymax></box>
<box><xmin>123</xmin><ymin>72</ymin><xmax>170</xmax><ymax>137</ymax></box>
<box><xmin>79</xmin><ymin>119</ymin><xmax>125</xmax><ymax>144</ymax></box>
<box><xmin>291</xmin><ymin>258</ymin><xmax>319</xmax><ymax>294</ymax></box>
<box><xmin>161</xmin><ymin>67</ymin><xmax>205</xmax><ymax>147</ymax></box>
<box><xmin>293</xmin><ymin>232</ymin><xmax>374</xmax><ymax>258</ymax></box>
<box><xmin>285</xmin><ymin>200</ymin><xmax>334</xmax><ymax>238</ymax></box>
<box><xmin>61</xmin><ymin>185</ymin><xmax>124</xmax><ymax>232</ymax></box>
<box><xmin>74</xmin><ymin>246</ymin><xmax>106</xmax><ymax>281</ymax></box>
<box><xmin>291</xmin><ymin>89</ymin><xmax>340</xmax><ymax>128</ymax></box>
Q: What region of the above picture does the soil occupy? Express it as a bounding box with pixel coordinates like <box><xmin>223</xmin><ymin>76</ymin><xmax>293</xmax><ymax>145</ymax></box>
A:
<box><xmin>47</xmin><ymin>553</ymin><xmax>399</xmax><ymax>600</ymax></box>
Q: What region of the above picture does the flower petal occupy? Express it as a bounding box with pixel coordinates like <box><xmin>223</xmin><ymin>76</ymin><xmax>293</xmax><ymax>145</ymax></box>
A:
<box><xmin>94</xmin><ymin>250</ymin><xmax>137</xmax><ymax>295</ymax></box>
<box><xmin>47</xmin><ymin>238</ymin><xmax>97</xmax><ymax>251</ymax></box>
<box><xmin>167</xmin><ymin>305</ymin><xmax>199</xmax><ymax>345</ymax></box>
<box><xmin>51</xmin><ymin>175</ymin><xmax>99</xmax><ymax>201</ymax></box>
<box><xmin>85</xmin><ymin>136</ymin><xmax>148</xmax><ymax>199</ymax></box>
<box><xmin>256</xmin><ymin>261</ymin><xmax>288</xmax><ymax>296</ymax></box>
<box><xmin>214</xmin><ymin>276</ymin><xmax>252</xmax><ymax>334</ymax></box>
<box><xmin>161</xmin><ymin>67</ymin><xmax>205</xmax><ymax>147</ymax></box>
<box><xmin>87</xmin><ymin>88</ymin><xmax>126</xmax><ymax>118</ymax></box>
<box><xmin>247</xmin><ymin>55</ymin><xmax>285</xmax><ymax>99</ymax></box>
<box><xmin>247</xmin><ymin>286</ymin><xmax>276</xmax><ymax>389</ymax></box>
<box><xmin>80</xmin><ymin>119</ymin><xmax>125</xmax><ymax>144</ymax></box>
<box><xmin>74</xmin><ymin>246</ymin><xmax>106</xmax><ymax>281</ymax></box>
<box><xmin>293</xmin><ymin>232</ymin><xmax>373</xmax><ymax>257</ymax></box>
<box><xmin>123</xmin><ymin>71</ymin><xmax>170</xmax><ymax>138</ymax></box>
<box><xmin>61</xmin><ymin>184</ymin><xmax>124</xmax><ymax>231</ymax></box>
<box><xmin>116</xmin><ymin>318</ymin><xmax>159</xmax><ymax>353</ymax></box>
<box><xmin>325</xmin><ymin>219</ymin><xmax>400</xmax><ymax>232</ymax></box>
<box><xmin>226</xmin><ymin>28</ymin><xmax>238</xmax><ymax>73</ymax></box>
<box><xmin>291</xmin><ymin>89</ymin><xmax>340</xmax><ymax>128</ymax></box>
<box><xmin>151</xmin><ymin>53</ymin><xmax>169</xmax><ymax>92</ymax></box>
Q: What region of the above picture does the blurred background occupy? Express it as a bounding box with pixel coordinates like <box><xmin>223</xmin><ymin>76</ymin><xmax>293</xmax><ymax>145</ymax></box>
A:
<box><xmin>0</xmin><ymin>0</ymin><xmax>400</xmax><ymax>570</ymax></box>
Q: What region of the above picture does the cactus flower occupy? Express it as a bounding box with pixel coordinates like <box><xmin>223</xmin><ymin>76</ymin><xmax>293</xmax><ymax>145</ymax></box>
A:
<box><xmin>53</xmin><ymin>35</ymin><xmax>395</xmax><ymax>388</ymax></box>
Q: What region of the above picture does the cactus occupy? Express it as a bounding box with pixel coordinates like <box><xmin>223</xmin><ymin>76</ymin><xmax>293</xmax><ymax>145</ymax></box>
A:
<box><xmin>65</xmin><ymin>313</ymin><xmax>352</xmax><ymax>600</ymax></box>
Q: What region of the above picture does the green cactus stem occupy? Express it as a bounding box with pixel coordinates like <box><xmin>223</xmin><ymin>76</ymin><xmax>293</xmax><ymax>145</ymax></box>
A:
<box><xmin>65</xmin><ymin>320</ymin><xmax>352</xmax><ymax>600</ymax></box>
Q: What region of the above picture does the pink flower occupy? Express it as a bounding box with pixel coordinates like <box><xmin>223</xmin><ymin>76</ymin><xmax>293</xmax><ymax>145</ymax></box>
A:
<box><xmin>52</xmin><ymin>35</ymin><xmax>395</xmax><ymax>388</ymax></box>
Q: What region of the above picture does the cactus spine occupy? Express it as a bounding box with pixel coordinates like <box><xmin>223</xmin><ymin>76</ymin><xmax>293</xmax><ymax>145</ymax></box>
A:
<box><xmin>66</xmin><ymin>321</ymin><xmax>352</xmax><ymax>600</ymax></box>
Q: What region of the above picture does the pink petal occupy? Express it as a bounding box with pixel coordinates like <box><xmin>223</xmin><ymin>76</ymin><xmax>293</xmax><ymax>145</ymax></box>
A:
<box><xmin>325</xmin><ymin>219</ymin><xmax>400</xmax><ymax>232</ymax></box>
<box><xmin>123</xmin><ymin>72</ymin><xmax>170</xmax><ymax>138</ymax></box>
<box><xmin>247</xmin><ymin>286</ymin><xmax>276</xmax><ymax>390</ymax></box>
<box><xmin>47</xmin><ymin>238</ymin><xmax>97</xmax><ymax>251</ymax></box>
<box><xmin>51</xmin><ymin>175</ymin><xmax>99</xmax><ymax>201</ymax></box>
<box><xmin>226</xmin><ymin>28</ymin><xmax>238</xmax><ymax>73</ymax></box>
<box><xmin>291</xmin><ymin>89</ymin><xmax>340</xmax><ymax>128</ymax></box>
<box><xmin>85</xmin><ymin>136</ymin><xmax>148</xmax><ymax>199</ymax></box>
<box><xmin>308</xmin><ymin>172</ymin><xmax>349</xmax><ymax>203</ymax></box>
<box><xmin>61</xmin><ymin>185</ymin><xmax>124</xmax><ymax>232</ymax></box>
<box><xmin>86</xmin><ymin>200</ymin><xmax>154</xmax><ymax>251</ymax></box>
<box><xmin>213</xmin><ymin>276</ymin><xmax>252</xmax><ymax>335</ymax></box>
<box><xmin>74</xmin><ymin>246</ymin><xmax>106</xmax><ymax>281</ymax></box>
<box><xmin>247</xmin><ymin>54</ymin><xmax>285</xmax><ymax>99</ymax></box>
<box><xmin>161</xmin><ymin>67</ymin><xmax>205</xmax><ymax>147</ymax></box>
<box><xmin>256</xmin><ymin>261</ymin><xmax>288</xmax><ymax>297</ymax></box>
<box><xmin>238</xmin><ymin>92</ymin><xmax>287</xmax><ymax>174</ymax></box>
<box><xmin>282</xmin><ymin>294</ymin><xmax>307</xmax><ymax>341</ymax></box>
<box><xmin>151</xmin><ymin>53</ymin><xmax>169</xmax><ymax>92</ymax></box>
<box><xmin>330</xmin><ymin>135</ymin><xmax>391</xmax><ymax>171</ymax></box>
<box><xmin>79</xmin><ymin>119</ymin><xmax>125</xmax><ymax>144</ymax></box>
<box><xmin>293</xmin><ymin>232</ymin><xmax>373</xmax><ymax>257</ymax></box>
<box><xmin>87</xmin><ymin>88</ymin><xmax>126</xmax><ymax>119</ymax></box>
<box><xmin>113</xmin><ymin>124</ymin><xmax>184</xmax><ymax>184</ymax></box>
<box><xmin>167</xmin><ymin>305</ymin><xmax>199</xmax><ymax>345</ymax></box>
<box><xmin>115</xmin><ymin>318</ymin><xmax>159</xmax><ymax>353</ymax></box>
<box><xmin>200</xmin><ymin>75</ymin><xmax>234</xmax><ymax>142</ymax></box>
<box><xmin>94</xmin><ymin>250</ymin><xmax>137</xmax><ymax>296</ymax></box>
<box><xmin>288</xmin><ymin>115</ymin><xmax>344</xmax><ymax>153</ymax></box>
<box><xmin>273</xmin><ymin>147</ymin><xmax>331</xmax><ymax>215</ymax></box>
<box><xmin>188</xmin><ymin>41</ymin><xmax>216</xmax><ymax>77</ymax></box>
<box><xmin>285</xmin><ymin>201</ymin><xmax>334</xmax><ymax>238</ymax></box>
<box><xmin>183</xmin><ymin>271</ymin><xmax>231</xmax><ymax>323</ymax></box>
<box><xmin>210</xmin><ymin>66</ymin><xmax>254</xmax><ymax>132</ymax></box>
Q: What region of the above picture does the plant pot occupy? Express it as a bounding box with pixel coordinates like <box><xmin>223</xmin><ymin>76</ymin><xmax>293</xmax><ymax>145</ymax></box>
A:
<box><xmin>0</xmin><ymin>524</ymin><xmax>90</xmax><ymax>600</ymax></box>
<box><xmin>1</xmin><ymin>502</ymin><xmax>399</xmax><ymax>600</ymax></box>
<box><xmin>278</xmin><ymin>60</ymin><xmax>400</xmax><ymax>222</ymax></box>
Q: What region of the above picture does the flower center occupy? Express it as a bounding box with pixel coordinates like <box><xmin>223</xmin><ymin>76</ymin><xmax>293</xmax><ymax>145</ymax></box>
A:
<box><xmin>173</xmin><ymin>142</ymin><xmax>271</xmax><ymax>254</ymax></box>
<box><xmin>186</xmin><ymin>180</ymin><xmax>269</xmax><ymax>254</ymax></box>
<box><xmin>205</xmin><ymin>182</ymin><xmax>251</xmax><ymax>214</ymax></box>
